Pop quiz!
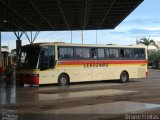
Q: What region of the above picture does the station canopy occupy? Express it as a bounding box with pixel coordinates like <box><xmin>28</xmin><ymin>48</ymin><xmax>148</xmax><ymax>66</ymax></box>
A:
<box><xmin>0</xmin><ymin>0</ymin><xmax>143</xmax><ymax>31</ymax></box>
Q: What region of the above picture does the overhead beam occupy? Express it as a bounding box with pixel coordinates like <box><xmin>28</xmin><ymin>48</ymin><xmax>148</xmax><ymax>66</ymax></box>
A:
<box><xmin>8</xmin><ymin>19</ymin><xmax>24</xmax><ymax>31</ymax></box>
<box><xmin>56</xmin><ymin>0</ymin><xmax>70</xmax><ymax>30</ymax></box>
<box><xmin>83</xmin><ymin>0</ymin><xmax>88</xmax><ymax>29</ymax></box>
<box><xmin>0</xmin><ymin>7</ymin><xmax>11</xmax><ymax>31</ymax></box>
<box><xmin>0</xmin><ymin>0</ymin><xmax>39</xmax><ymax>31</ymax></box>
<box><xmin>29</xmin><ymin>0</ymin><xmax>55</xmax><ymax>30</ymax></box>
<box><xmin>83</xmin><ymin>0</ymin><xmax>92</xmax><ymax>30</ymax></box>
<box><xmin>98</xmin><ymin>0</ymin><xmax>116</xmax><ymax>29</ymax></box>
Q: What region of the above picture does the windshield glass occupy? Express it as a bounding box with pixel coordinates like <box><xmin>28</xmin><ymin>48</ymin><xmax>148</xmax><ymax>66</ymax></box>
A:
<box><xmin>18</xmin><ymin>46</ymin><xmax>40</xmax><ymax>68</ymax></box>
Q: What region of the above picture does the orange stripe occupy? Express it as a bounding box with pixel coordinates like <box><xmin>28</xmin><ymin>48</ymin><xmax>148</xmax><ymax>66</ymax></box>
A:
<box><xmin>58</xmin><ymin>60</ymin><xmax>148</xmax><ymax>65</ymax></box>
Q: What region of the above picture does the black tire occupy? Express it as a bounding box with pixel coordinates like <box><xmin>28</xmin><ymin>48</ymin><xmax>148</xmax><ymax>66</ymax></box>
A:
<box><xmin>58</xmin><ymin>74</ymin><xmax>69</xmax><ymax>86</ymax></box>
<box><xmin>120</xmin><ymin>71</ymin><xmax>129</xmax><ymax>83</ymax></box>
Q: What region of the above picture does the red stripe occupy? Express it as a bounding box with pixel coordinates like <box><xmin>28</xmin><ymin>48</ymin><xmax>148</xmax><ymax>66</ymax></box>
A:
<box><xmin>0</xmin><ymin>67</ymin><xmax>3</xmax><ymax>74</ymax></box>
<box><xmin>16</xmin><ymin>76</ymin><xmax>39</xmax><ymax>85</ymax></box>
<box><xmin>58</xmin><ymin>60</ymin><xmax>148</xmax><ymax>65</ymax></box>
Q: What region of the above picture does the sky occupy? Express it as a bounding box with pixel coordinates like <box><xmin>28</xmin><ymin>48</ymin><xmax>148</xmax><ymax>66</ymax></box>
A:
<box><xmin>1</xmin><ymin>0</ymin><xmax>160</xmax><ymax>51</ymax></box>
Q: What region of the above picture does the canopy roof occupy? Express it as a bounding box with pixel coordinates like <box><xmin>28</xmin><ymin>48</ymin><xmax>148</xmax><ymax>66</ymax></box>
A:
<box><xmin>0</xmin><ymin>0</ymin><xmax>143</xmax><ymax>31</ymax></box>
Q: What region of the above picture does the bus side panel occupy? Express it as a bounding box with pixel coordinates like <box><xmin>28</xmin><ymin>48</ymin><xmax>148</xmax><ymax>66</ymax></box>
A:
<box><xmin>102</xmin><ymin>64</ymin><xmax>147</xmax><ymax>80</ymax></box>
<box><xmin>91</xmin><ymin>68</ymin><xmax>103</xmax><ymax>80</ymax></box>
<box><xmin>38</xmin><ymin>62</ymin><xmax>147</xmax><ymax>85</ymax></box>
<box><xmin>39</xmin><ymin>69</ymin><xmax>56</xmax><ymax>84</ymax></box>
<box><xmin>55</xmin><ymin>66</ymin><xmax>92</xmax><ymax>82</ymax></box>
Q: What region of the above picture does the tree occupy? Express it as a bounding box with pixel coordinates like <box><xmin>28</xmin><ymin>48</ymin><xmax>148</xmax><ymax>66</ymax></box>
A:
<box><xmin>153</xmin><ymin>41</ymin><xmax>160</xmax><ymax>50</ymax></box>
<box><xmin>138</xmin><ymin>37</ymin><xmax>157</xmax><ymax>52</ymax></box>
<box><xmin>148</xmin><ymin>50</ymin><xmax>160</xmax><ymax>69</ymax></box>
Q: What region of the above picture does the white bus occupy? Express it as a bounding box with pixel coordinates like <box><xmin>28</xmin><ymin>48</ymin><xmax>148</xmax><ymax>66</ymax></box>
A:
<box><xmin>16</xmin><ymin>42</ymin><xmax>148</xmax><ymax>86</ymax></box>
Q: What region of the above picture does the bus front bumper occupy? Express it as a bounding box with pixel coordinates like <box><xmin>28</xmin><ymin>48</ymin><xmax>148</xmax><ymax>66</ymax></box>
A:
<box><xmin>16</xmin><ymin>74</ymin><xmax>39</xmax><ymax>85</ymax></box>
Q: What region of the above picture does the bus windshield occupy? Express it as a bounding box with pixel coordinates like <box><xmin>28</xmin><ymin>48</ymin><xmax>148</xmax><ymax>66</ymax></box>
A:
<box><xmin>18</xmin><ymin>46</ymin><xmax>40</xmax><ymax>68</ymax></box>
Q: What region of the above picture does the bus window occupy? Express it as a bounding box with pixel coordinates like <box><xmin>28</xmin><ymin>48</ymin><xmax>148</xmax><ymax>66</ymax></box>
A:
<box><xmin>20</xmin><ymin>51</ymin><xmax>27</xmax><ymax>65</ymax></box>
<box><xmin>139</xmin><ymin>49</ymin><xmax>145</xmax><ymax>59</ymax></box>
<box><xmin>48</xmin><ymin>46</ymin><xmax>55</xmax><ymax>68</ymax></box>
<box><xmin>39</xmin><ymin>46</ymin><xmax>55</xmax><ymax>70</ymax></box>
<box><xmin>91</xmin><ymin>48</ymin><xmax>97</xmax><ymax>58</ymax></box>
<box><xmin>109</xmin><ymin>48</ymin><xmax>119</xmax><ymax>59</ymax></box>
<box><xmin>124</xmin><ymin>49</ymin><xmax>133</xmax><ymax>58</ymax></box>
<box><xmin>39</xmin><ymin>47</ymin><xmax>49</xmax><ymax>69</ymax></box>
<box><xmin>133</xmin><ymin>49</ymin><xmax>139</xmax><ymax>58</ymax></box>
<box><xmin>132</xmin><ymin>48</ymin><xmax>145</xmax><ymax>59</ymax></box>
<box><xmin>75</xmin><ymin>48</ymin><xmax>90</xmax><ymax>59</ymax></box>
<box><xmin>133</xmin><ymin>49</ymin><xmax>139</xmax><ymax>59</ymax></box>
<box><xmin>105</xmin><ymin>48</ymin><xmax>109</xmax><ymax>58</ymax></box>
<box><xmin>59</xmin><ymin>47</ymin><xmax>73</xmax><ymax>59</ymax></box>
<box><xmin>18</xmin><ymin>46</ymin><xmax>40</xmax><ymax>68</ymax></box>
<box><xmin>98</xmin><ymin>48</ymin><xmax>105</xmax><ymax>58</ymax></box>
<box><xmin>120</xmin><ymin>49</ymin><xmax>124</xmax><ymax>58</ymax></box>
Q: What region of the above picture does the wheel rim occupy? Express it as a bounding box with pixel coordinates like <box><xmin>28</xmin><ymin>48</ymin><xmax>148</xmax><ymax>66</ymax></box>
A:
<box><xmin>121</xmin><ymin>73</ymin><xmax>127</xmax><ymax>82</ymax></box>
<box><xmin>60</xmin><ymin>76</ymin><xmax>67</xmax><ymax>85</ymax></box>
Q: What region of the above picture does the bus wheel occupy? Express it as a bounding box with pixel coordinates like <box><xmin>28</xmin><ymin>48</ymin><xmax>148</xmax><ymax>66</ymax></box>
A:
<box><xmin>58</xmin><ymin>74</ymin><xmax>69</xmax><ymax>86</ymax></box>
<box><xmin>120</xmin><ymin>71</ymin><xmax>129</xmax><ymax>83</ymax></box>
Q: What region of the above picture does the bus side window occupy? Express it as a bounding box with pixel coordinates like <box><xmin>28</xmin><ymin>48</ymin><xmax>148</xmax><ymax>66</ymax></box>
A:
<box><xmin>109</xmin><ymin>48</ymin><xmax>119</xmax><ymax>59</ymax></box>
<box><xmin>91</xmin><ymin>48</ymin><xmax>97</xmax><ymax>58</ymax></box>
<box><xmin>124</xmin><ymin>49</ymin><xmax>133</xmax><ymax>58</ymax></box>
<box><xmin>98</xmin><ymin>48</ymin><xmax>105</xmax><ymax>58</ymax></box>
<box><xmin>105</xmin><ymin>48</ymin><xmax>109</xmax><ymax>58</ymax></box>
<box><xmin>58</xmin><ymin>47</ymin><xmax>74</xmax><ymax>59</ymax></box>
<box><xmin>133</xmin><ymin>49</ymin><xmax>139</xmax><ymax>58</ymax></box>
<box><xmin>120</xmin><ymin>49</ymin><xmax>124</xmax><ymax>58</ymax></box>
<box><xmin>75</xmin><ymin>48</ymin><xmax>90</xmax><ymax>59</ymax></box>
<box><xmin>138</xmin><ymin>49</ymin><xmax>145</xmax><ymax>59</ymax></box>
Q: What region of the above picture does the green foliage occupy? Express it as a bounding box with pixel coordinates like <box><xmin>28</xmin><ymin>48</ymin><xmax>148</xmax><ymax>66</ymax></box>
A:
<box><xmin>139</xmin><ymin>37</ymin><xmax>160</xmax><ymax>50</ymax></box>
<box><xmin>139</xmin><ymin>37</ymin><xmax>155</xmax><ymax>46</ymax></box>
<box><xmin>148</xmin><ymin>50</ymin><xmax>160</xmax><ymax>69</ymax></box>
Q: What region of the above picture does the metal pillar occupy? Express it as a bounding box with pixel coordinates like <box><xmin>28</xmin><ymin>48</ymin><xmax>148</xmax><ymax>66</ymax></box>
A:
<box><xmin>71</xmin><ymin>31</ymin><xmax>72</xmax><ymax>44</ymax></box>
<box><xmin>96</xmin><ymin>30</ymin><xmax>97</xmax><ymax>44</ymax></box>
<box><xmin>14</xmin><ymin>31</ymin><xmax>23</xmax><ymax>62</ymax></box>
<box><xmin>0</xmin><ymin>32</ymin><xmax>2</xmax><ymax>75</ymax></box>
<box><xmin>81</xmin><ymin>30</ymin><xmax>83</xmax><ymax>44</ymax></box>
<box><xmin>16</xmin><ymin>40</ymin><xmax>21</xmax><ymax>60</ymax></box>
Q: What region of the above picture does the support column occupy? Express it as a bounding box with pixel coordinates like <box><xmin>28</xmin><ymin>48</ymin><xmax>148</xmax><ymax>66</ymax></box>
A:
<box><xmin>81</xmin><ymin>30</ymin><xmax>83</xmax><ymax>44</ymax></box>
<box><xmin>16</xmin><ymin>39</ymin><xmax>21</xmax><ymax>62</ymax></box>
<box><xmin>96</xmin><ymin>30</ymin><xmax>97</xmax><ymax>44</ymax></box>
<box><xmin>71</xmin><ymin>31</ymin><xmax>72</xmax><ymax>44</ymax></box>
<box><xmin>14</xmin><ymin>31</ymin><xmax>23</xmax><ymax>63</ymax></box>
<box><xmin>0</xmin><ymin>32</ymin><xmax>2</xmax><ymax>75</ymax></box>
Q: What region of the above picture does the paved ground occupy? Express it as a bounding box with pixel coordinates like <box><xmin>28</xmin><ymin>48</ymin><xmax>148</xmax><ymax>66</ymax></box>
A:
<box><xmin>0</xmin><ymin>69</ymin><xmax>160</xmax><ymax>120</ymax></box>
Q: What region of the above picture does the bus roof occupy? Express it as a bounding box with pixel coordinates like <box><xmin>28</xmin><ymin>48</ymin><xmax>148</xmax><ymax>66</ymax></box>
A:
<box><xmin>22</xmin><ymin>42</ymin><xmax>146</xmax><ymax>48</ymax></box>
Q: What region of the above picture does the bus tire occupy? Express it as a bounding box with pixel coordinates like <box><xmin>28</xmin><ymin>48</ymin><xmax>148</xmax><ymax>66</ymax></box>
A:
<box><xmin>58</xmin><ymin>74</ymin><xmax>69</xmax><ymax>86</ymax></box>
<box><xmin>120</xmin><ymin>71</ymin><xmax>129</xmax><ymax>83</ymax></box>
